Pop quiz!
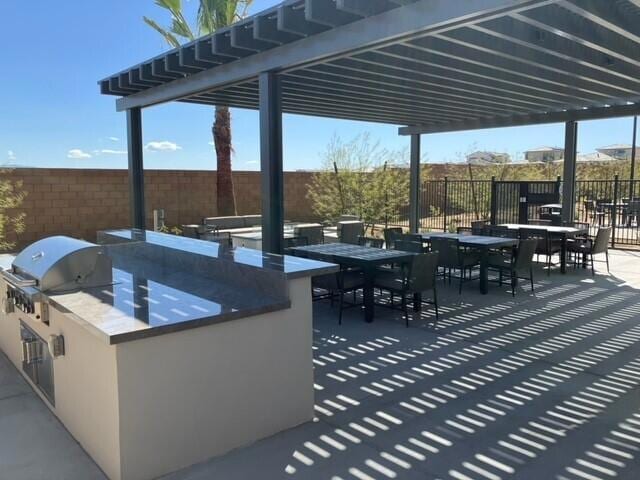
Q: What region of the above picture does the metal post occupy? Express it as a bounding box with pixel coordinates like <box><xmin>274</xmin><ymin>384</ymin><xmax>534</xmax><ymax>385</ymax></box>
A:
<box><xmin>409</xmin><ymin>134</ymin><xmax>421</xmax><ymax>233</ymax></box>
<box><xmin>127</xmin><ymin>107</ymin><xmax>145</xmax><ymax>230</ymax></box>
<box><xmin>443</xmin><ymin>176</ymin><xmax>449</xmax><ymax>232</ymax></box>
<box><xmin>631</xmin><ymin>116</ymin><xmax>637</xmax><ymax>200</ymax></box>
<box><xmin>259</xmin><ymin>71</ymin><xmax>284</xmax><ymax>254</ymax></box>
<box><xmin>562</xmin><ymin>120</ymin><xmax>578</xmax><ymax>223</ymax></box>
<box><xmin>612</xmin><ymin>174</ymin><xmax>619</xmax><ymax>248</ymax></box>
<box><xmin>490</xmin><ymin>176</ymin><xmax>497</xmax><ymax>225</ymax></box>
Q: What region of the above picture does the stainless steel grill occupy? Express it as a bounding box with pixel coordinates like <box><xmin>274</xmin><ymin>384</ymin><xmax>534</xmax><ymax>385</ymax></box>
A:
<box><xmin>2</xmin><ymin>236</ymin><xmax>113</xmax><ymax>323</ymax></box>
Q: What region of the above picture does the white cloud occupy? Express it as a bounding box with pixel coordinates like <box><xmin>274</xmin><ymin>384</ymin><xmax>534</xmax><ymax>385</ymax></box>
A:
<box><xmin>245</xmin><ymin>160</ymin><xmax>258</xmax><ymax>165</ymax></box>
<box><xmin>99</xmin><ymin>149</ymin><xmax>127</xmax><ymax>155</ymax></box>
<box><xmin>7</xmin><ymin>150</ymin><xmax>16</xmax><ymax>161</ymax></box>
<box><xmin>145</xmin><ymin>141</ymin><xmax>182</xmax><ymax>152</ymax></box>
<box><xmin>108</xmin><ymin>136</ymin><xmax>119</xmax><ymax>142</ymax></box>
<box><xmin>67</xmin><ymin>149</ymin><xmax>92</xmax><ymax>159</ymax></box>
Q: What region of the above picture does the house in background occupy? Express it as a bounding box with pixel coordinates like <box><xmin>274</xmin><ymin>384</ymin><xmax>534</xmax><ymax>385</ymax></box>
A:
<box><xmin>466</xmin><ymin>151</ymin><xmax>510</xmax><ymax>165</ymax></box>
<box><xmin>525</xmin><ymin>146</ymin><xmax>564</xmax><ymax>162</ymax></box>
<box><xmin>596</xmin><ymin>144</ymin><xmax>633</xmax><ymax>160</ymax></box>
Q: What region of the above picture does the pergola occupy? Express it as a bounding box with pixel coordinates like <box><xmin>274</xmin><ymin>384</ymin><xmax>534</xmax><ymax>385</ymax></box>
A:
<box><xmin>101</xmin><ymin>0</ymin><xmax>640</xmax><ymax>254</ymax></box>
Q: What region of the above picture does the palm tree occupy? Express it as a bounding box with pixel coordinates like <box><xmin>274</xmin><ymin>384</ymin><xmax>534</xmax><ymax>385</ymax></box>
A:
<box><xmin>144</xmin><ymin>0</ymin><xmax>253</xmax><ymax>216</ymax></box>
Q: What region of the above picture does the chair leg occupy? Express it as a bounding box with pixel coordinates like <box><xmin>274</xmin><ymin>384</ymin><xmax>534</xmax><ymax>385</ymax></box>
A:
<box><xmin>547</xmin><ymin>255</ymin><xmax>551</xmax><ymax>276</ymax></box>
<box><xmin>530</xmin><ymin>267</ymin><xmax>534</xmax><ymax>292</ymax></box>
<box><xmin>606</xmin><ymin>251</ymin><xmax>610</xmax><ymax>273</ymax></box>
<box><xmin>433</xmin><ymin>287</ymin><xmax>439</xmax><ymax>322</ymax></box>
<box><xmin>591</xmin><ymin>254</ymin><xmax>595</xmax><ymax>276</ymax></box>
<box><xmin>499</xmin><ymin>269</ymin><xmax>503</xmax><ymax>286</ymax></box>
<box><xmin>458</xmin><ymin>268</ymin><xmax>463</xmax><ymax>294</ymax></box>
<box><xmin>338</xmin><ymin>291</ymin><xmax>344</xmax><ymax>325</ymax></box>
<box><xmin>401</xmin><ymin>294</ymin><xmax>409</xmax><ymax>328</ymax></box>
<box><xmin>511</xmin><ymin>271</ymin><xmax>516</xmax><ymax>297</ymax></box>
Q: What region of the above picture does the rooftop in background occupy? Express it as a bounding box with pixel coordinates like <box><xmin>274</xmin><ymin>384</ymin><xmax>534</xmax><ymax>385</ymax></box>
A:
<box><xmin>100</xmin><ymin>0</ymin><xmax>640</xmax><ymax>134</ymax></box>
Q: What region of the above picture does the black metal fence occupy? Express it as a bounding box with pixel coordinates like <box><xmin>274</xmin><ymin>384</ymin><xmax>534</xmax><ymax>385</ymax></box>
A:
<box><xmin>575</xmin><ymin>177</ymin><xmax>640</xmax><ymax>248</ymax></box>
<box><xmin>382</xmin><ymin>176</ymin><xmax>640</xmax><ymax>249</ymax></box>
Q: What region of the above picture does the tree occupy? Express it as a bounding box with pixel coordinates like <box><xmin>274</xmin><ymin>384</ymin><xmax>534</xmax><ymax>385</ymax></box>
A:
<box><xmin>307</xmin><ymin>133</ymin><xmax>410</xmax><ymax>230</ymax></box>
<box><xmin>0</xmin><ymin>170</ymin><xmax>26</xmax><ymax>251</ymax></box>
<box><xmin>144</xmin><ymin>0</ymin><xmax>253</xmax><ymax>216</ymax></box>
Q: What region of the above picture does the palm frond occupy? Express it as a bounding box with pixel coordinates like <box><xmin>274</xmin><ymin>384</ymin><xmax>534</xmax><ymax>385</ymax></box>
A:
<box><xmin>143</xmin><ymin>17</ymin><xmax>182</xmax><ymax>48</ymax></box>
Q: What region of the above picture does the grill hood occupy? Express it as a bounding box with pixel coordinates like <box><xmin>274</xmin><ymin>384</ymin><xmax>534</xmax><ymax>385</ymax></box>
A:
<box><xmin>4</xmin><ymin>236</ymin><xmax>113</xmax><ymax>295</ymax></box>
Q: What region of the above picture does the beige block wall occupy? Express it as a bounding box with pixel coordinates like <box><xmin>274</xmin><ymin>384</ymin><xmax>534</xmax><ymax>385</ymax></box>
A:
<box><xmin>1</xmin><ymin>168</ymin><xmax>319</xmax><ymax>251</ymax></box>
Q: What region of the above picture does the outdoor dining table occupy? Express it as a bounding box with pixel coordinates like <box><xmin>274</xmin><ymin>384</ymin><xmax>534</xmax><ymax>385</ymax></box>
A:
<box><xmin>500</xmin><ymin>224</ymin><xmax>589</xmax><ymax>274</ymax></box>
<box><xmin>287</xmin><ymin>242</ymin><xmax>416</xmax><ymax>323</ymax></box>
<box><xmin>419</xmin><ymin>233</ymin><xmax>518</xmax><ymax>295</ymax></box>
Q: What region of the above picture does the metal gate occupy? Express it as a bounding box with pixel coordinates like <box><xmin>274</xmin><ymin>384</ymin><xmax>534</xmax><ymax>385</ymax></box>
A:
<box><xmin>491</xmin><ymin>180</ymin><xmax>561</xmax><ymax>225</ymax></box>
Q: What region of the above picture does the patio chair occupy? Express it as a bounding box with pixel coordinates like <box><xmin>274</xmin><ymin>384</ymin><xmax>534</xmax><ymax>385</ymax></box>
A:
<box><xmin>374</xmin><ymin>252</ymin><xmax>439</xmax><ymax>327</ymax></box>
<box><xmin>595</xmin><ymin>199</ymin><xmax>611</xmax><ymax>226</ymax></box>
<box><xmin>383</xmin><ymin>227</ymin><xmax>403</xmax><ymax>249</ymax></box>
<box><xmin>430</xmin><ymin>237</ymin><xmax>480</xmax><ymax>294</ymax></box>
<box><xmin>312</xmin><ymin>267</ymin><xmax>365</xmax><ymax>325</ymax></box>
<box><xmin>483</xmin><ymin>225</ymin><xmax>518</xmax><ymax>238</ymax></box>
<box><xmin>519</xmin><ymin>228</ymin><xmax>561</xmax><ymax>275</ymax></box>
<box><xmin>358</xmin><ymin>236</ymin><xmax>383</xmax><ymax>248</ymax></box>
<box><xmin>457</xmin><ymin>227</ymin><xmax>472</xmax><ymax>235</ymax></box>
<box><xmin>488</xmin><ymin>238</ymin><xmax>537</xmax><ymax>296</ymax></box>
<box><xmin>283</xmin><ymin>236</ymin><xmax>309</xmax><ymax>250</ymax></box>
<box><xmin>339</xmin><ymin>221</ymin><xmax>365</xmax><ymax>245</ymax></box>
<box><xmin>568</xmin><ymin>226</ymin><xmax>612</xmax><ymax>276</ymax></box>
<box><xmin>624</xmin><ymin>200</ymin><xmax>640</xmax><ymax>227</ymax></box>
<box><xmin>583</xmin><ymin>199</ymin><xmax>596</xmax><ymax>224</ymax></box>
<box><xmin>200</xmin><ymin>229</ymin><xmax>232</xmax><ymax>247</ymax></box>
<box><xmin>295</xmin><ymin>225</ymin><xmax>324</xmax><ymax>245</ymax></box>
<box><xmin>394</xmin><ymin>237</ymin><xmax>425</xmax><ymax>253</ymax></box>
<box><xmin>471</xmin><ymin>220</ymin><xmax>489</xmax><ymax>235</ymax></box>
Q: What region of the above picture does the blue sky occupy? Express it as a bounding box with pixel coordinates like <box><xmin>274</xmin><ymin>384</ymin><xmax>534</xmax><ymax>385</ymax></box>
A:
<box><xmin>2</xmin><ymin>0</ymin><xmax>638</xmax><ymax>171</ymax></box>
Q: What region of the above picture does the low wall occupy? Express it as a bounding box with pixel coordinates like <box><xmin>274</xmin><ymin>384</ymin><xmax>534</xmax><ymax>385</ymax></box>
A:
<box><xmin>1</xmin><ymin>168</ymin><xmax>318</xmax><ymax>251</ymax></box>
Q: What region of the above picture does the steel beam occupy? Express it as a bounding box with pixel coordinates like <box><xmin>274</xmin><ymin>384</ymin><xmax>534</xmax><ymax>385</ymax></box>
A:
<box><xmin>259</xmin><ymin>72</ymin><xmax>284</xmax><ymax>254</ymax></box>
<box><xmin>409</xmin><ymin>134</ymin><xmax>421</xmax><ymax>233</ymax></box>
<box><xmin>399</xmin><ymin>102</ymin><xmax>640</xmax><ymax>135</ymax></box>
<box><xmin>562</xmin><ymin>120</ymin><xmax>578</xmax><ymax>223</ymax></box>
<box><xmin>115</xmin><ymin>0</ymin><xmax>541</xmax><ymax>111</ymax></box>
<box><xmin>127</xmin><ymin>108</ymin><xmax>146</xmax><ymax>230</ymax></box>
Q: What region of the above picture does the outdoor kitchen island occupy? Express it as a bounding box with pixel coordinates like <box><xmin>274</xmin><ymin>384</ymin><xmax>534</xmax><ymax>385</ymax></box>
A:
<box><xmin>0</xmin><ymin>229</ymin><xmax>337</xmax><ymax>480</ymax></box>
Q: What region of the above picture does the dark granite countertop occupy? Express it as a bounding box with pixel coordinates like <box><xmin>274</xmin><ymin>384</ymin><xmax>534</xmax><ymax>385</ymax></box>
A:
<box><xmin>48</xmin><ymin>264</ymin><xmax>291</xmax><ymax>345</ymax></box>
<box><xmin>100</xmin><ymin>229</ymin><xmax>338</xmax><ymax>279</ymax></box>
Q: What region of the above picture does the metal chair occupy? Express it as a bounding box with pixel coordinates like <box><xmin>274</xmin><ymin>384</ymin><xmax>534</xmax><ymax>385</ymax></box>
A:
<box><xmin>430</xmin><ymin>237</ymin><xmax>480</xmax><ymax>294</ymax></box>
<box><xmin>312</xmin><ymin>268</ymin><xmax>365</xmax><ymax>325</ymax></box>
<box><xmin>294</xmin><ymin>225</ymin><xmax>324</xmax><ymax>245</ymax></box>
<box><xmin>471</xmin><ymin>220</ymin><xmax>489</xmax><ymax>235</ymax></box>
<box><xmin>383</xmin><ymin>227</ymin><xmax>403</xmax><ymax>249</ymax></box>
<box><xmin>394</xmin><ymin>238</ymin><xmax>425</xmax><ymax>253</ymax></box>
<box><xmin>374</xmin><ymin>252</ymin><xmax>439</xmax><ymax>327</ymax></box>
<box><xmin>358</xmin><ymin>236</ymin><xmax>383</xmax><ymax>248</ymax></box>
<box><xmin>568</xmin><ymin>226</ymin><xmax>612</xmax><ymax>276</ymax></box>
<box><xmin>284</xmin><ymin>236</ymin><xmax>309</xmax><ymax>249</ymax></box>
<box><xmin>339</xmin><ymin>221</ymin><xmax>365</xmax><ymax>245</ymax></box>
<box><xmin>488</xmin><ymin>238</ymin><xmax>537</xmax><ymax>296</ymax></box>
<box><xmin>519</xmin><ymin>228</ymin><xmax>561</xmax><ymax>275</ymax></box>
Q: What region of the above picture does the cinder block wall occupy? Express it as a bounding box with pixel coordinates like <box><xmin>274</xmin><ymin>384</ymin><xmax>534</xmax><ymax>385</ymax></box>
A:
<box><xmin>1</xmin><ymin>168</ymin><xmax>319</xmax><ymax>251</ymax></box>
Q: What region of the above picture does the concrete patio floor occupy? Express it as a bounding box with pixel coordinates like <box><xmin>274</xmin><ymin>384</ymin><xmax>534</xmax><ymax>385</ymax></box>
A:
<box><xmin>2</xmin><ymin>250</ymin><xmax>640</xmax><ymax>479</ymax></box>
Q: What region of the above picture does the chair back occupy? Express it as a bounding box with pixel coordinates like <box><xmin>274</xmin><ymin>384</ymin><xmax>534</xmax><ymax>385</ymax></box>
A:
<box><xmin>339</xmin><ymin>221</ymin><xmax>365</xmax><ymax>245</ymax></box>
<box><xmin>407</xmin><ymin>252</ymin><xmax>439</xmax><ymax>292</ymax></box>
<box><xmin>295</xmin><ymin>225</ymin><xmax>324</xmax><ymax>245</ymax></box>
<box><xmin>394</xmin><ymin>239</ymin><xmax>424</xmax><ymax>253</ymax></box>
<box><xmin>514</xmin><ymin>239</ymin><xmax>537</xmax><ymax>272</ymax></box>
<box><xmin>430</xmin><ymin>237</ymin><xmax>459</xmax><ymax>268</ymax></box>
<box><xmin>483</xmin><ymin>225</ymin><xmax>511</xmax><ymax>237</ymax></box>
<box><xmin>358</xmin><ymin>236</ymin><xmax>383</xmax><ymax>248</ymax></box>
<box><xmin>627</xmin><ymin>200</ymin><xmax>640</xmax><ymax>215</ymax></box>
<box><xmin>528</xmin><ymin>219</ymin><xmax>552</xmax><ymax>226</ymax></box>
<box><xmin>457</xmin><ymin>227</ymin><xmax>472</xmax><ymax>235</ymax></box>
<box><xmin>383</xmin><ymin>227</ymin><xmax>403</xmax><ymax>249</ymax></box>
<box><xmin>471</xmin><ymin>220</ymin><xmax>489</xmax><ymax>235</ymax></box>
<box><xmin>284</xmin><ymin>236</ymin><xmax>309</xmax><ymax>248</ymax></box>
<box><xmin>592</xmin><ymin>227</ymin><xmax>612</xmax><ymax>254</ymax></box>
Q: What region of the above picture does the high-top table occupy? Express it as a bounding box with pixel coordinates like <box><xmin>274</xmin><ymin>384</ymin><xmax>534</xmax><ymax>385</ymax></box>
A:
<box><xmin>288</xmin><ymin>243</ymin><xmax>415</xmax><ymax>323</ymax></box>
<box><xmin>499</xmin><ymin>224</ymin><xmax>589</xmax><ymax>273</ymax></box>
<box><xmin>419</xmin><ymin>233</ymin><xmax>519</xmax><ymax>294</ymax></box>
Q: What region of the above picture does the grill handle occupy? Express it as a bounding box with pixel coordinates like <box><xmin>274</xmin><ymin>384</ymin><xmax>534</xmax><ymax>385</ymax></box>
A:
<box><xmin>1</xmin><ymin>269</ymin><xmax>37</xmax><ymax>288</ymax></box>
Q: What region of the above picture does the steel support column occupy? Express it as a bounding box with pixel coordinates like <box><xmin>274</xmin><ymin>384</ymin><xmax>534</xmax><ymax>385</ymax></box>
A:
<box><xmin>259</xmin><ymin>71</ymin><xmax>284</xmax><ymax>254</ymax></box>
<box><xmin>562</xmin><ymin>120</ymin><xmax>578</xmax><ymax>223</ymax></box>
<box><xmin>409</xmin><ymin>134</ymin><xmax>421</xmax><ymax>233</ymax></box>
<box><xmin>127</xmin><ymin>107</ymin><xmax>145</xmax><ymax>229</ymax></box>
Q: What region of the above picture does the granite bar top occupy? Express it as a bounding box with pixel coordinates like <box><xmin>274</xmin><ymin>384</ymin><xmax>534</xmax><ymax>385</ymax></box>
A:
<box><xmin>99</xmin><ymin>229</ymin><xmax>338</xmax><ymax>279</ymax></box>
<box><xmin>47</xmin><ymin>261</ymin><xmax>291</xmax><ymax>345</ymax></box>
